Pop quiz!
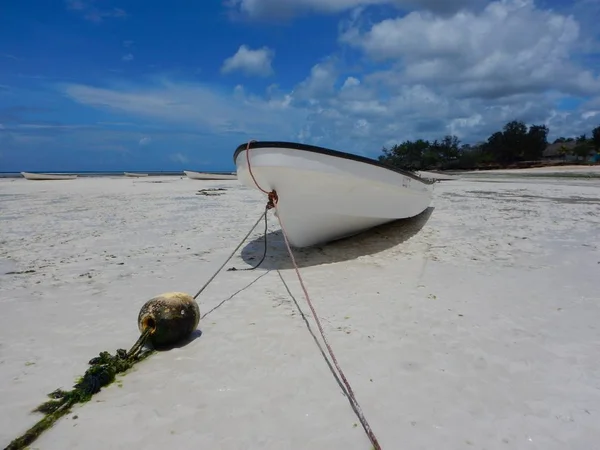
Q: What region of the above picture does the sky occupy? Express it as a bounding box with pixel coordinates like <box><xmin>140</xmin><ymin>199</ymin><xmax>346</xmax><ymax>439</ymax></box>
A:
<box><xmin>1</xmin><ymin>0</ymin><xmax>599</xmax><ymax>172</ymax></box>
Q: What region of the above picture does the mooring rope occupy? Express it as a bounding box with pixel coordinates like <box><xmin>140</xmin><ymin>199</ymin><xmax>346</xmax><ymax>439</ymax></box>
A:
<box><xmin>193</xmin><ymin>209</ymin><xmax>267</xmax><ymax>300</ymax></box>
<box><xmin>244</xmin><ymin>140</ymin><xmax>383</xmax><ymax>449</ymax></box>
<box><xmin>275</xmin><ymin>208</ymin><xmax>382</xmax><ymax>450</ymax></box>
<box><xmin>227</xmin><ymin>204</ymin><xmax>270</xmax><ymax>272</ymax></box>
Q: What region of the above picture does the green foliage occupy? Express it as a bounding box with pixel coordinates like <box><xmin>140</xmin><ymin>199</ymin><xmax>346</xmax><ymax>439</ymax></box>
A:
<box><xmin>573</xmin><ymin>134</ymin><xmax>593</xmax><ymax>160</ymax></box>
<box><xmin>379</xmin><ymin>120</ymin><xmax>598</xmax><ymax>171</ymax></box>
<box><xmin>592</xmin><ymin>126</ymin><xmax>600</xmax><ymax>151</ymax></box>
<box><xmin>479</xmin><ymin>121</ymin><xmax>548</xmax><ymax>163</ymax></box>
<box><xmin>379</xmin><ymin>134</ymin><xmax>463</xmax><ymax>170</ymax></box>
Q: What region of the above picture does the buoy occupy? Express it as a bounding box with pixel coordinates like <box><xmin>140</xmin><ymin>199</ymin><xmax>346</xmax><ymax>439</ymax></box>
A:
<box><xmin>137</xmin><ymin>292</ymin><xmax>200</xmax><ymax>349</ymax></box>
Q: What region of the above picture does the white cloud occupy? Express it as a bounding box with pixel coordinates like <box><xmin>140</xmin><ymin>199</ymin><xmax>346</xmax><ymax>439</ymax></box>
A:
<box><xmin>59</xmin><ymin>70</ymin><xmax>600</xmax><ymax>159</ymax></box>
<box><xmin>139</xmin><ymin>136</ymin><xmax>151</xmax><ymax>146</ymax></box>
<box><xmin>65</xmin><ymin>0</ymin><xmax>127</xmax><ymax>22</ymax></box>
<box><xmin>55</xmin><ymin>0</ymin><xmax>600</xmax><ymax>157</ymax></box>
<box><xmin>62</xmin><ymin>78</ymin><xmax>306</xmax><ymax>137</ymax></box>
<box><xmin>221</xmin><ymin>45</ymin><xmax>274</xmax><ymax>77</ymax></box>
<box><xmin>227</xmin><ymin>0</ymin><xmax>483</xmax><ymax>19</ymax></box>
<box><xmin>122</xmin><ymin>53</ymin><xmax>134</xmax><ymax>62</ymax></box>
<box><xmin>292</xmin><ymin>61</ymin><xmax>338</xmax><ymax>101</ymax></box>
<box><xmin>342</xmin><ymin>0</ymin><xmax>600</xmax><ymax>99</ymax></box>
<box><xmin>342</xmin><ymin>76</ymin><xmax>360</xmax><ymax>89</ymax></box>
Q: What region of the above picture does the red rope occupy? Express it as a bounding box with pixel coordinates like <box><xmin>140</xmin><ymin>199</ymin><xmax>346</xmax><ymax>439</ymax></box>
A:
<box><xmin>245</xmin><ymin>140</ymin><xmax>270</xmax><ymax>195</ymax></box>
<box><xmin>244</xmin><ymin>141</ymin><xmax>382</xmax><ymax>450</ymax></box>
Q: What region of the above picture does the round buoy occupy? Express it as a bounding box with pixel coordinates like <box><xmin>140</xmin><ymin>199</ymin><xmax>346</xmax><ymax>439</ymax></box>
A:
<box><xmin>137</xmin><ymin>292</ymin><xmax>200</xmax><ymax>349</ymax></box>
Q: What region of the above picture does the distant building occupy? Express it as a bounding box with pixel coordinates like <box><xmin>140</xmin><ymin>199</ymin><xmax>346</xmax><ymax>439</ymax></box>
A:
<box><xmin>543</xmin><ymin>141</ymin><xmax>598</xmax><ymax>162</ymax></box>
<box><xmin>542</xmin><ymin>141</ymin><xmax>576</xmax><ymax>161</ymax></box>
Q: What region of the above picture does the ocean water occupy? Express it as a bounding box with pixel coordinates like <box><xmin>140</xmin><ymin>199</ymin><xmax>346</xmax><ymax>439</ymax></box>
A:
<box><xmin>0</xmin><ymin>171</ymin><xmax>235</xmax><ymax>179</ymax></box>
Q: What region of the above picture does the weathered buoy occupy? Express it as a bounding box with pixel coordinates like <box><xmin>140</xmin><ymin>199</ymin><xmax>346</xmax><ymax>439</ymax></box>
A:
<box><xmin>137</xmin><ymin>292</ymin><xmax>200</xmax><ymax>349</ymax></box>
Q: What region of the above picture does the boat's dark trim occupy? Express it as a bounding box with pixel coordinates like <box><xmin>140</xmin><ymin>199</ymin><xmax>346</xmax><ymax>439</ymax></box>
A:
<box><xmin>233</xmin><ymin>141</ymin><xmax>436</xmax><ymax>185</ymax></box>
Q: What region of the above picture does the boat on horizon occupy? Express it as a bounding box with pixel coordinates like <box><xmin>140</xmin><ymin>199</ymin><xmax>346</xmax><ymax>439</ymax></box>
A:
<box><xmin>233</xmin><ymin>141</ymin><xmax>435</xmax><ymax>248</ymax></box>
<box><xmin>124</xmin><ymin>172</ymin><xmax>149</xmax><ymax>177</ymax></box>
<box><xmin>21</xmin><ymin>172</ymin><xmax>78</xmax><ymax>181</ymax></box>
<box><xmin>184</xmin><ymin>170</ymin><xmax>237</xmax><ymax>180</ymax></box>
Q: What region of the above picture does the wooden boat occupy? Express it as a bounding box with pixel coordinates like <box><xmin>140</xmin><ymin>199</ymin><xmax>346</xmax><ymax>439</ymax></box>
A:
<box><xmin>184</xmin><ymin>170</ymin><xmax>237</xmax><ymax>180</ymax></box>
<box><xmin>124</xmin><ymin>172</ymin><xmax>149</xmax><ymax>177</ymax></box>
<box><xmin>21</xmin><ymin>172</ymin><xmax>78</xmax><ymax>181</ymax></box>
<box><xmin>234</xmin><ymin>141</ymin><xmax>435</xmax><ymax>248</ymax></box>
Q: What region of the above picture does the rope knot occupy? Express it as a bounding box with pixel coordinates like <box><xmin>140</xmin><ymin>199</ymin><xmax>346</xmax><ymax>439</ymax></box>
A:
<box><xmin>266</xmin><ymin>190</ymin><xmax>278</xmax><ymax>210</ymax></box>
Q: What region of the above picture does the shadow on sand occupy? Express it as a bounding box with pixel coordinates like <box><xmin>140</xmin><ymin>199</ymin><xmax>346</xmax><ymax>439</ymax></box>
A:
<box><xmin>239</xmin><ymin>206</ymin><xmax>435</xmax><ymax>270</ymax></box>
<box><xmin>152</xmin><ymin>329</ymin><xmax>203</xmax><ymax>352</ymax></box>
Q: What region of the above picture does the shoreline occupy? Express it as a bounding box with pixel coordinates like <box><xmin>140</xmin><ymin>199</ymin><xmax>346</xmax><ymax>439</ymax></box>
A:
<box><xmin>443</xmin><ymin>164</ymin><xmax>600</xmax><ymax>179</ymax></box>
<box><xmin>445</xmin><ymin>163</ymin><xmax>600</xmax><ymax>174</ymax></box>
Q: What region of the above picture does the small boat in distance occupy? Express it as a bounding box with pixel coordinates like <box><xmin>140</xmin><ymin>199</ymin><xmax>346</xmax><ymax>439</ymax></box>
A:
<box><xmin>124</xmin><ymin>172</ymin><xmax>149</xmax><ymax>177</ymax></box>
<box><xmin>21</xmin><ymin>172</ymin><xmax>78</xmax><ymax>181</ymax></box>
<box><xmin>184</xmin><ymin>170</ymin><xmax>237</xmax><ymax>180</ymax></box>
<box><xmin>416</xmin><ymin>170</ymin><xmax>460</xmax><ymax>181</ymax></box>
<box><xmin>234</xmin><ymin>141</ymin><xmax>435</xmax><ymax>248</ymax></box>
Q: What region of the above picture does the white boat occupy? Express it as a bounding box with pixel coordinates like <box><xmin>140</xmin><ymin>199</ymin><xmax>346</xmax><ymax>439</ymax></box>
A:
<box><xmin>234</xmin><ymin>141</ymin><xmax>435</xmax><ymax>248</ymax></box>
<box><xmin>21</xmin><ymin>172</ymin><xmax>78</xmax><ymax>181</ymax></box>
<box><xmin>184</xmin><ymin>170</ymin><xmax>237</xmax><ymax>180</ymax></box>
<box><xmin>124</xmin><ymin>172</ymin><xmax>149</xmax><ymax>177</ymax></box>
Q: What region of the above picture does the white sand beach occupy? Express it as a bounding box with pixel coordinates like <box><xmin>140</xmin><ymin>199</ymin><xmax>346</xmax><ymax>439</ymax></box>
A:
<box><xmin>1</xmin><ymin>174</ymin><xmax>599</xmax><ymax>449</ymax></box>
<box><xmin>459</xmin><ymin>164</ymin><xmax>600</xmax><ymax>177</ymax></box>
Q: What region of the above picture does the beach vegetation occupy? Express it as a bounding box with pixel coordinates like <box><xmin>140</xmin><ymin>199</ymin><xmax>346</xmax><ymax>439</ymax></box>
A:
<box><xmin>379</xmin><ymin>120</ymin><xmax>600</xmax><ymax>171</ymax></box>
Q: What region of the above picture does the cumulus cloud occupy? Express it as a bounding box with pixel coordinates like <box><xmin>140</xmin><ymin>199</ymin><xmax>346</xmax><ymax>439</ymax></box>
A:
<box><xmin>292</xmin><ymin>61</ymin><xmax>338</xmax><ymax>101</ymax></box>
<box><xmin>342</xmin><ymin>77</ymin><xmax>361</xmax><ymax>89</ymax></box>
<box><xmin>139</xmin><ymin>136</ymin><xmax>151</xmax><ymax>146</ymax></box>
<box><xmin>342</xmin><ymin>0</ymin><xmax>600</xmax><ymax>99</ymax></box>
<box><xmin>122</xmin><ymin>53</ymin><xmax>134</xmax><ymax>62</ymax></box>
<box><xmin>221</xmin><ymin>45</ymin><xmax>274</xmax><ymax>77</ymax></box>
<box><xmin>60</xmin><ymin>72</ymin><xmax>599</xmax><ymax>159</ymax></box>
<box><xmin>54</xmin><ymin>0</ymin><xmax>600</xmax><ymax>157</ymax></box>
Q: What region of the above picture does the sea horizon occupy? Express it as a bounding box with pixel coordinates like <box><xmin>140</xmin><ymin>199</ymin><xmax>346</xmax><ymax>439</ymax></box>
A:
<box><xmin>0</xmin><ymin>170</ymin><xmax>237</xmax><ymax>178</ymax></box>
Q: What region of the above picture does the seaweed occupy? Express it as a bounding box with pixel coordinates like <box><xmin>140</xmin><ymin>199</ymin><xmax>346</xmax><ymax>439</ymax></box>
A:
<box><xmin>4</xmin><ymin>346</ymin><xmax>154</xmax><ymax>450</ymax></box>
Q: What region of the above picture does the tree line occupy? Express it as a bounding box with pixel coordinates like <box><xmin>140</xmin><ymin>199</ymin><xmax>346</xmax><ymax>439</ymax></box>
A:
<box><xmin>378</xmin><ymin>120</ymin><xmax>600</xmax><ymax>171</ymax></box>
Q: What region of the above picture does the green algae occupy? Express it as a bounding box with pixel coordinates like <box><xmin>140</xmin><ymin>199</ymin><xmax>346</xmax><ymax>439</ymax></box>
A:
<box><xmin>5</xmin><ymin>348</ymin><xmax>154</xmax><ymax>450</ymax></box>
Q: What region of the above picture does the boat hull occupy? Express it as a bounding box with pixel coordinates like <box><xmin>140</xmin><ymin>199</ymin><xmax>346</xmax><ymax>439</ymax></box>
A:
<box><xmin>124</xmin><ymin>172</ymin><xmax>149</xmax><ymax>177</ymax></box>
<box><xmin>234</xmin><ymin>142</ymin><xmax>434</xmax><ymax>248</ymax></box>
<box><xmin>21</xmin><ymin>172</ymin><xmax>78</xmax><ymax>180</ymax></box>
<box><xmin>184</xmin><ymin>171</ymin><xmax>237</xmax><ymax>180</ymax></box>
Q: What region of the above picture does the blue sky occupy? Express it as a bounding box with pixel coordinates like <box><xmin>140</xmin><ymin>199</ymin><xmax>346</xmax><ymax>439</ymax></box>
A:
<box><xmin>1</xmin><ymin>0</ymin><xmax>599</xmax><ymax>171</ymax></box>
